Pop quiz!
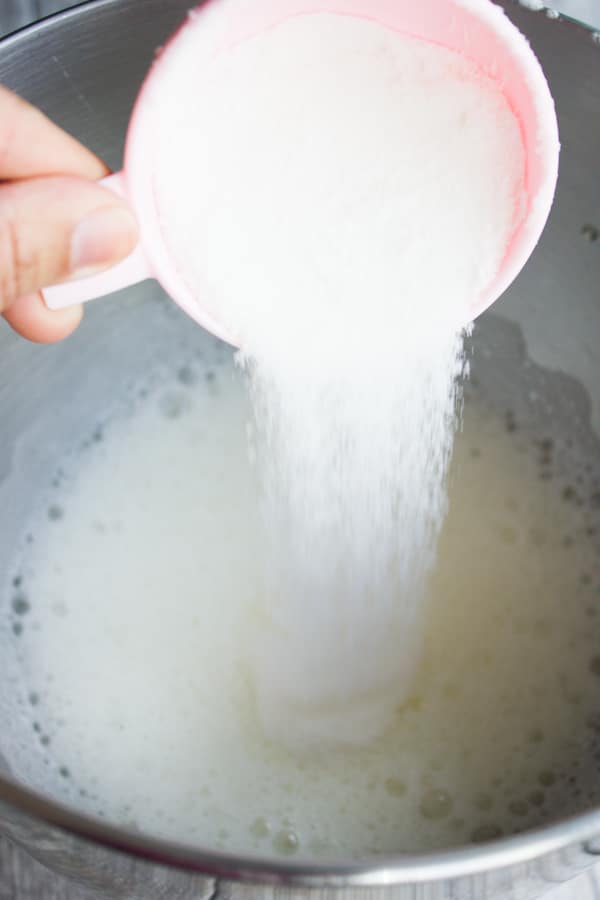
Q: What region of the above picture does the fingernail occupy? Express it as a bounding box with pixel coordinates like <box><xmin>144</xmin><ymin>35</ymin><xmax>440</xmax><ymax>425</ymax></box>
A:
<box><xmin>70</xmin><ymin>206</ymin><xmax>139</xmax><ymax>277</ymax></box>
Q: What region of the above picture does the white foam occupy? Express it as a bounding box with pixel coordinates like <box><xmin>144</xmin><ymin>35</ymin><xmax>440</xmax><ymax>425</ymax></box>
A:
<box><xmin>5</xmin><ymin>375</ymin><xmax>600</xmax><ymax>856</ymax></box>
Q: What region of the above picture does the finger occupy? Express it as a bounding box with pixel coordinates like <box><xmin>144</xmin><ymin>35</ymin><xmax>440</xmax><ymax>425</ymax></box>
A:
<box><xmin>3</xmin><ymin>292</ymin><xmax>83</xmax><ymax>343</ymax></box>
<box><xmin>0</xmin><ymin>175</ymin><xmax>139</xmax><ymax>313</ymax></box>
<box><xmin>0</xmin><ymin>85</ymin><xmax>108</xmax><ymax>181</ymax></box>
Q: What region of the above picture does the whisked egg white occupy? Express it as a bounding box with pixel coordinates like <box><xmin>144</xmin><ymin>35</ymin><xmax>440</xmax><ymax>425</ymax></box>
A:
<box><xmin>3</xmin><ymin>361</ymin><xmax>600</xmax><ymax>858</ymax></box>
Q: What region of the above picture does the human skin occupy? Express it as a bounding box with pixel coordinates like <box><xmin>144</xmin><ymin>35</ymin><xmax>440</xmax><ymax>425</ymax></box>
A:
<box><xmin>0</xmin><ymin>85</ymin><xmax>139</xmax><ymax>343</ymax></box>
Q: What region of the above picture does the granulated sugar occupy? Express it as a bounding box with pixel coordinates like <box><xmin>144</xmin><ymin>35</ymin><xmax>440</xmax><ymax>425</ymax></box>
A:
<box><xmin>151</xmin><ymin>13</ymin><xmax>526</xmax><ymax>747</ymax></box>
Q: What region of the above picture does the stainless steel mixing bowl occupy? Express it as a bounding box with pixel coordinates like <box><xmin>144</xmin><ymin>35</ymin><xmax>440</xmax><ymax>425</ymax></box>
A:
<box><xmin>0</xmin><ymin>2</ymin><xmax>599</xmax><ymax>898</ymax></box>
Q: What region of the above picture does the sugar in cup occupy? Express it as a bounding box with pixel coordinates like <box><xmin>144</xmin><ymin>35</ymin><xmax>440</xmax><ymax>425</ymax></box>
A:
<box><xmin>42</xmin><ymin>0</ymin><xmax>560</xmax><ymax>344</ymax></box>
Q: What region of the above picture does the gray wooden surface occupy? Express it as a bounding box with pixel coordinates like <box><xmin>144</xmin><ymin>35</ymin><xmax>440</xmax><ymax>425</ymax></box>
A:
<box><xmin>0</xmin><ymin>836</ymin><xmax>99</xmax><ymax>900</ymax></box>
<box><xmin>0</xmin><ymin>0</ymin><xmax>599</xmax><ymax>897</ymax></box>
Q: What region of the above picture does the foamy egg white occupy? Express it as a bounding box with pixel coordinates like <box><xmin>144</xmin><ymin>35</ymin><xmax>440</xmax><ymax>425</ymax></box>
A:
<box><xmin>3</xmin><ymin>356</ymin><xmax>600</xmax><ymax>859</ymax></box>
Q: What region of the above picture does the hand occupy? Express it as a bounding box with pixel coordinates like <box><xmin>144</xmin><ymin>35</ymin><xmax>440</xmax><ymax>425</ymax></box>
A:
<box><xmin>0</xmin><ymin>85</ymin><xmax>139</xmax><ymax>343</ymax></box>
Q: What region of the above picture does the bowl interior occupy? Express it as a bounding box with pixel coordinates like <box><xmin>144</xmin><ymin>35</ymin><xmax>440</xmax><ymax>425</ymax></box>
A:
<box><xmin>0</xmin><ymin>0</ymin><xmax>599</xmax><ymax>883</ymax></box>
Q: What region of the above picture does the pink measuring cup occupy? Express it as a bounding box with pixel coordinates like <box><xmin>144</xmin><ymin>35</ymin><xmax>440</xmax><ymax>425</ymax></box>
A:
<box><xmin>42</xmin><ymin>0</ymin><xmax>560</xmax><ymax>343</ymax></box>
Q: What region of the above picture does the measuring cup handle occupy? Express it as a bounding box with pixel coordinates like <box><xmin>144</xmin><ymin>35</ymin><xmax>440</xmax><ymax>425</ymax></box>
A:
<box><xmin>42</xmin><ymin>172</ymin><xmax>152</xmax><ymax>311</ymax></box>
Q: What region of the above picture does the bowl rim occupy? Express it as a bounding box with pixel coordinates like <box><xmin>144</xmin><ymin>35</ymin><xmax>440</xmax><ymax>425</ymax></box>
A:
<box><xmin>0</xmin><ymin>0</ymin><xmax>599</xmax><ymax>887</ymax></box>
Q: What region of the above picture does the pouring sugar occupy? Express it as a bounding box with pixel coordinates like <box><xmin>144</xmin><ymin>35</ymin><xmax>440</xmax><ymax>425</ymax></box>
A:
<box><xmin>152</xmin><ymin>14</ymin><xmax>526</xmax><ymax>747</ymax></box>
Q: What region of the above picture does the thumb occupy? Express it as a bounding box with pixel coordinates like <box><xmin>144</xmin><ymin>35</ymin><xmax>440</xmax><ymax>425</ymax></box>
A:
<box><xmin>0</xmin><ymin>175</ymin><xmax>139</xmax><ymax>314</ymax></box>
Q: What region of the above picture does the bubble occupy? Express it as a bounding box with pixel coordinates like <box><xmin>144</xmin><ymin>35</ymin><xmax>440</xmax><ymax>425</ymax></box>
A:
<box><xmin>250</xmin><ymin>817</ymin><xmax>271</xmax><ymax>839</ymax></box>
<box><xmin>442</xmin><ymin>682</ymin><xmax>460</xmax><ymax>700</ymax></box>
<box><xmin>384</xmin><ymin>778</ymin><xmax>407</xmax><ymax>797</ymax></box>
<box><xmin>589</xmin><ymin>658</ymin><xmax>600</xmax><ymax>677</ymax></box>
<box><xmin>508</xmin><ymin>800</ymin><xmax>528</xmax><ymax>818</ymax></box>
<box><xmin>11</xmin><ymin>592</ymin><xmax>30</xmax><ymax>616</ymax></box>
<box><xmin>28</xmin><ymin>692</ymin><xmax>39</xmax><ymax>707</ymax></box>
<box><xmin>178</xmin><ymin>366</ymin><xmax>197</xmax><ymax>387</ymax></box>
<box><xmin>59</xmin><ymin>766</ymin><xmax>70</xmax><ymax>779</ymax></box>
<box><xmin>528</xmin><ymin>791</ymin><xmax>545</xmax><ymax>808</ymax></box>
<box><xmin>406</xmin><ymin>695</ymin><xmax>423</xmax><ymax>713</ymax></box>
<box><xmin>48</xmin><ymin>505</ymin><xmax>64</xmax><ymax>522</ymax></box>
<box><xmin>420</xmin><ymin>789</ymin><xmax>453</xmax><ymax>821</ymax></box>
<box><xmin>159</xmin><ymin>392</ymin><xmax>190</xmax><ymax>420</ymax></box>
<box><xmin>273</xmin><ymin>829</ymin><xmax>299</xmax><ymax>856</ymax></box>
<box><xmin>474</xmin><ymin>793</ymin><xmax>493</xmax><ymax>812</ymax></box>
<box><xmin>12</xmin><ymin>575</ymin><xmax>22</xmax><ymax>589</ymax></box>
<box><xmin>470</xmin><ymin>824</ymin><xmax>502</xmax><ymax>843</ymax></box>
<box><xmin>539</xmin><ymin>771</ymin><xmax>556</xmax><ymax>788</ymax></box>
<box><xmin>12</xmin><ymin>622</ymin><xmax>23</xmax><ymax>637</ymax></box>
<box><xmin>528</xmin><ymin>528</ymin><xmax>547</xmax><ymax>548</ymax></box>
